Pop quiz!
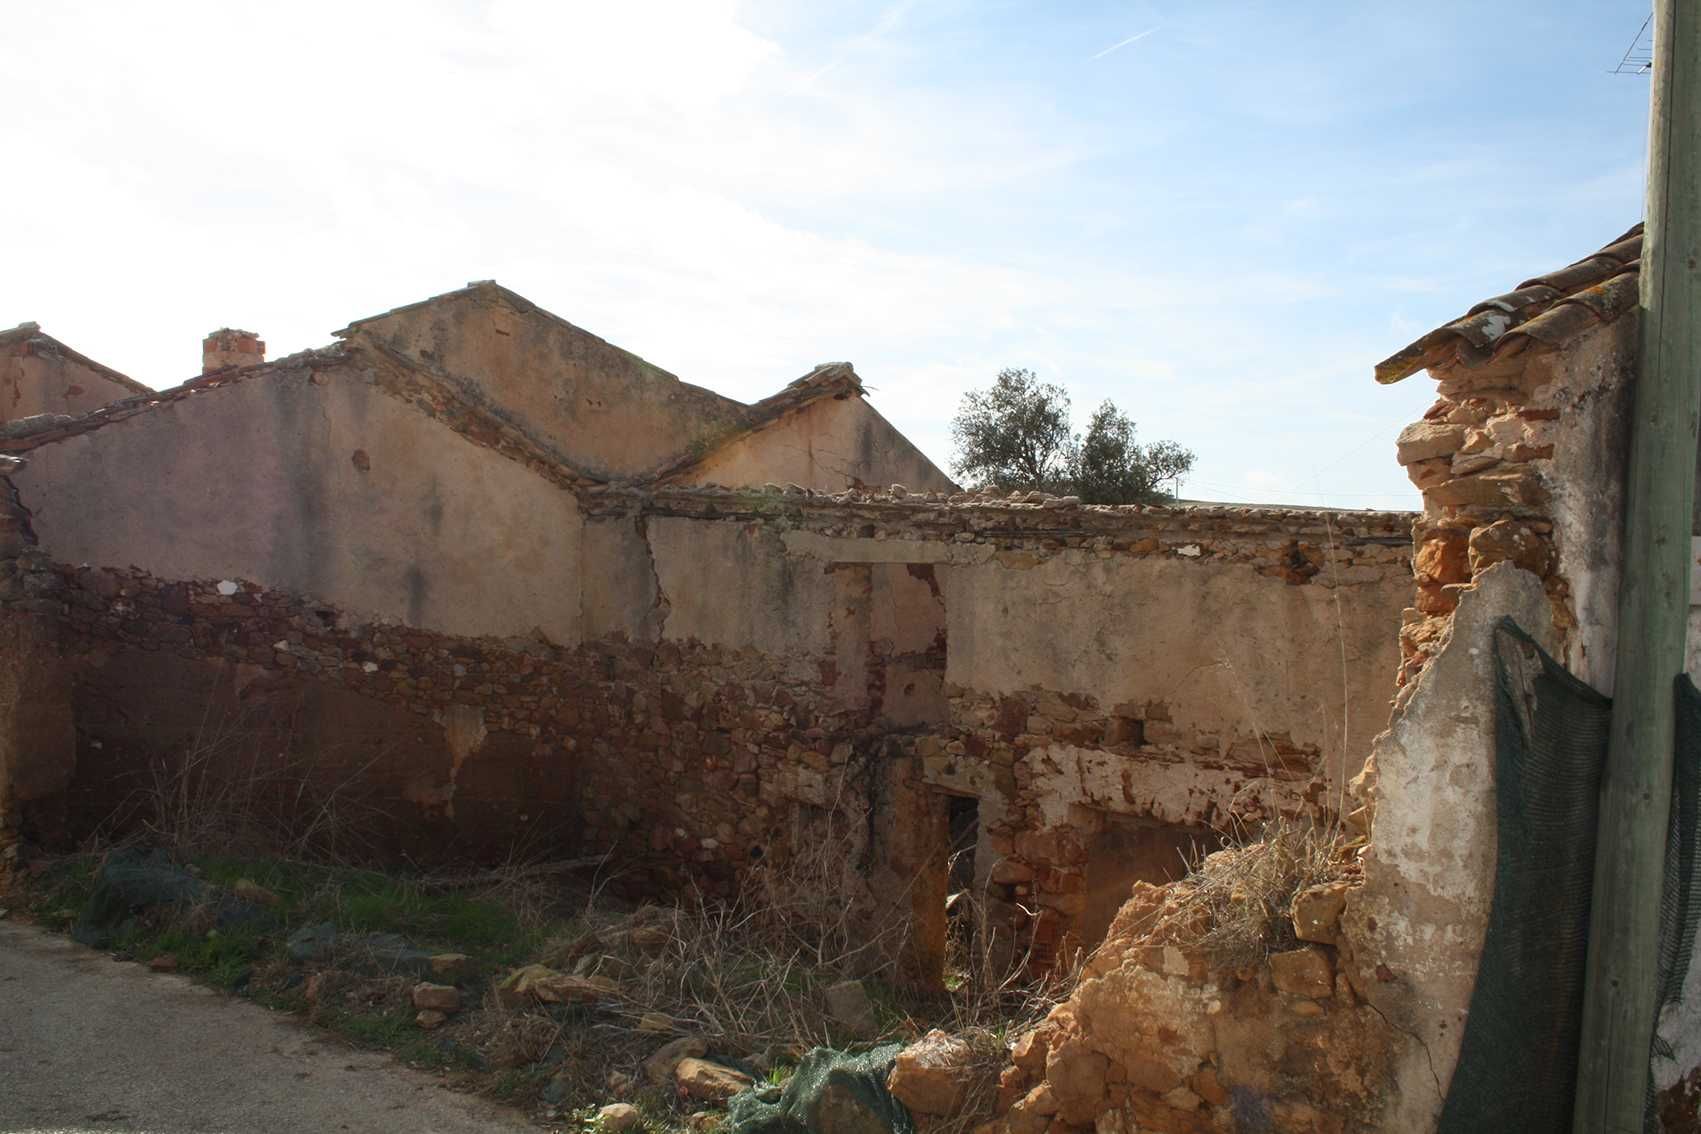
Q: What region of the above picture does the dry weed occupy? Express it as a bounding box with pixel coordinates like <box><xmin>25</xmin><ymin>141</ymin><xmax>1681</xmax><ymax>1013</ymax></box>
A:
<box><xmin>484</xmin><ymin>799</ymin><xmax>1068</xmax><ymax>1111</ymax></box>
<box><xmin>1180</xmin><ymin>815</ymin><xmax>1347</xmax><ymax>967</ymax></box>
<box><xmin>98</xmin><ymin>688</ymin><xmax>391</xmax><ymax>862</ymax></box>
<box><xmin>478</xmin><ymin>1011</ymin><xmax>562</xmax><ymax>1070</ymax></box>
<box><xmin>936</xmin><ymin>879</ymin><xmax>1075</xmax><ymax>1039</ymax></box>
<box><xmin>602</xmin><ymin>808</ymin><xmax>907</xmax><ymax>1053</ymax></box>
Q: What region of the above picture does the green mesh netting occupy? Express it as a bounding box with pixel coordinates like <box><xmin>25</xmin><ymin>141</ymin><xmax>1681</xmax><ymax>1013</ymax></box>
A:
<box><xmin>724</xmin><ymin>1044</ymin><xmax>913</xmax><ymax>1134</ymax></box>
<box><xmin>1437</xmin><ymin>618</ymin><xmax>1701</xmax><ymax>1133</ymax></box>
<box><xmin>1659</xmin><ymin>667</ymin><xmax>1701</xmax><ymax>1016</ymax></box>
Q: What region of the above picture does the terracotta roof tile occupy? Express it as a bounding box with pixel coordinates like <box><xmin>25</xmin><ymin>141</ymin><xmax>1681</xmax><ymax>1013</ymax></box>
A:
<box><xmin>1375</xmin><ymin>223</ymin><xmax>1643</xmax><ymax>384</ymax></box>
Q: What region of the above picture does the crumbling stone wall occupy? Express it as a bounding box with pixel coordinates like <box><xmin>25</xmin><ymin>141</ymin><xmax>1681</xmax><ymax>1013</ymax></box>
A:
<box><xmin>2</xmin><ymin>447</ymin><xmax>1414</xmax><ymax>976</ymax></box>
<box><xmin>583</xmin><ymin>485</ymin><xmax>1412</xmax><ymax>968</ymax></box>
<box><xmin>1380</xmin><ymin>303</ymin><xmax>1701</xmax><ymax>1122</ymax></box>
<box><xmin>981</xmin><ymin>565</ymin><xmax>1549</xmax><ymax>1134</ymax></box>
<box><xmin>3</xmin><ymin>556</ymin><xmax>882</xmax><ymax>879</ymax></box>
<box><xmin>1389</xmin><ymin>313</ymin><xmax>1634</xmax><ymax>699</ymax></box>
<box><xmin>1345</xmin><ymin>298</ymin><xmax>1641</xmax><ymax>1127</ymax></box>
<box><xmin>980</xmin><ymin>293</ymin><xmax>1692</xmax><ymax>1132</ymax></box>
<box><xmin>0</xmin><ymin>463</ymin><xmax>80</xmax><ymax>891</ymax></box>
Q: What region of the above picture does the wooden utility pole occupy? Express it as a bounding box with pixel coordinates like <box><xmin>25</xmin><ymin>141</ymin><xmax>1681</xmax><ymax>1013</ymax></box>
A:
<box><xmin>1574</xmin><ymin>2</ymin><xmax>1701</xmax><ymax>1129</ymax></box>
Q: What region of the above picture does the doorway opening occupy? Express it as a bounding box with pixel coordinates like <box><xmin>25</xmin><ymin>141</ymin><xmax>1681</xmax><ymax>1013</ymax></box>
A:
<box><xmin>947</xmin><ymin>793</ymin><xmax>979</xmax><ymax>894</ymax></box>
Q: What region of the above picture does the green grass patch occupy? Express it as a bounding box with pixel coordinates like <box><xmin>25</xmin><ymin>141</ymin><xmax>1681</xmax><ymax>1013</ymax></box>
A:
<box><xmin>319</xmin><ymin>1004</ymin><xmax>483</xmax><ymax>1071</ymax></box>
<box><xmin>116</xmin><ymin>920</ymin><xmax>269</xmax><ymax>989</ymax></box>
<box><xmin>22</xmin><ymin>854</ymin><xmax>101</xmax><ymax>927</ymax></box>
<box><xmin>490</xmin><ymin>1064</ymin><xmax>555</xmax><ymax>1102</ymax></box>
<box><xmin>186</xmin><ymin>855</ymin><xmax>564</xmax><ymax>963</ymax></box>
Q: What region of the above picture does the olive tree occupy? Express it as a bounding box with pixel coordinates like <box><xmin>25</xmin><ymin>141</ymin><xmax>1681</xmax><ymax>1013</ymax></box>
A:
<box><xmin>950</xmin><ymin>371</ymin><xmax>1194</xmax><ymax>504</ymax></box>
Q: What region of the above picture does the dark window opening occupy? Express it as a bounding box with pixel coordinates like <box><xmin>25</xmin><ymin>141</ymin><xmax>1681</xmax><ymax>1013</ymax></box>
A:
<box><xmin>947</xmin><ymin>794</ymin><xmax>979</xmax><ymax>894</ymax></box>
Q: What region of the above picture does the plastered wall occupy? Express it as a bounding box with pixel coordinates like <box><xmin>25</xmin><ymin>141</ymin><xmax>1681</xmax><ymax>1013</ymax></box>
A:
<box><xmin>9</xmin><ymin>359</ymin><xmax>583</xmax><ymax>643</ymax></box>
<box><xmin>343</xmin><ymin>287</ymin><xmax>751</xmax><ymax>480</ymax></box>
<box><xmin>678</xmin><ymin>395</ymin><xmax>956</xmax><ymax>493</ymax></box>
<box><xmin>1</xmin><ymin>331</ymin><xmax>146</xmax><ymax>424</ymax></box>
<box><xmin>578</xmin><ymin>487</ymin><xmax>1413</xmax><ymax>963</ymax></box>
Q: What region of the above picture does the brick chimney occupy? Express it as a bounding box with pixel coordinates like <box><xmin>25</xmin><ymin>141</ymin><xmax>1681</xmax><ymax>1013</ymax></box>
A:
<box><xmin>202</xmin><ymin>328</ymin><xmax>264</xmax><ymax>374</ymax></box>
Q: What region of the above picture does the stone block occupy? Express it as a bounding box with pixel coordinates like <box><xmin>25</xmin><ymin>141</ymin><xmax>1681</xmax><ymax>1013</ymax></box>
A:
<box><xmin>411</xmin><ymin>982</ymin><xmax>461</xmax><ymax>1013</ymax></box>
<box><xmin>1468</xmin><ymin>519</ymin><xmax>1554</xmax><ymax>577</ymax></box>
<box><xmin>1046</xmin><ymin>1038</ymin><xmax>1110</xmax><ymax>1126</ymax></box>
<box><xmin>675</xmin><ymin>1057</ymin><xmax>752</xmax><ymax>1102</ymax></box>
<box><xmin>1290</xmin><ymin>881</ymin><xmax>1349</xmax><ymax>945</ymax></box>
<box><xmin>1413</xmin><ymin>532</ymin><xmax>1469</xmax><ymax>585</ymax></box>
<box><xmin>888</xmin><ymin>1029</ymin><xmax>975</xmax><ymax>1116</ymax></box>
<box><xmin>1269</xmin><ymin>946</ymin><xmax>1334</xmax><ymax>999</ymax></box>
<box><xmin>1396</xmin><ymin>422</ymin><xmax>1467</xmax><ymax>465</ymax></box>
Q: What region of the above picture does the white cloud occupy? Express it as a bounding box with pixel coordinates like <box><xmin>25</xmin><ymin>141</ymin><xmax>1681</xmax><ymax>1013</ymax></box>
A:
<box><xmin>0</xmin><ymin>0</ymin><xmax>1440</xmax><ymax>510</ymax></box>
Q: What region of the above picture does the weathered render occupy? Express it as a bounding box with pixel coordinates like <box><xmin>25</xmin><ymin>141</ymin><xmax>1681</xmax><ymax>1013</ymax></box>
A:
<box><xmin>577</xmin><ymin>486</ymin><xmax>1410</xmax><ymax>966</ymax></box>
<box><xmin>5</xmin><ymin>349</ymin><xmax>586</xmax><ymax>644</ymax></box>
<box><xmin>0</xmin><ymin>323</ymin><xmax>149</xmax><ymax>424</ymax></box>
<box><xmin>658</xmin><ymin>380</ymin><xmax>956</xmax><ymax>494</ymax></box>
<box><xmin>337</xmin><ymin>283</ymin><xmax>952</xmax><ymax>491</ymax></box>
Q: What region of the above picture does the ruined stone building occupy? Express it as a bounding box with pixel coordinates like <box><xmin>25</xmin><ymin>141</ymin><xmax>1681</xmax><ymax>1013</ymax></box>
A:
<box><xmin>977</xmin><ymin>223</ymin><xmax>1701</xmax><ymax>1134</ymax></box>
<box><xmin>0</xmin><ymin>279</ymin><xmax>1413</xmax><ymax>988</ymax></box>
<box><xmin>8</xmin><ymin>229</ymin><xmax>1700</xmax><ymax>1131</ymax></box>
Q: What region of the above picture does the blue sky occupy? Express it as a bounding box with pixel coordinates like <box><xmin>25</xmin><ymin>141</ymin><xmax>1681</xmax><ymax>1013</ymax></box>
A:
<box><xmin>0</xmin><ymin>1</ymin><xmax>1653</xmax><ymax>507</ymax></box>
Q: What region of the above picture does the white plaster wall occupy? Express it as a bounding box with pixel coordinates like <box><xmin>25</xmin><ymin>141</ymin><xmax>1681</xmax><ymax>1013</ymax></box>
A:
<box><xmin>1348</xmin><ymin>563</ymin><xmax>1554</xmax><ymax>1132</ymax></box>
<box><xmin>941</xmin><ymin>549</ymin><xmax>1406</xmax><ymax>799</ymax></box>
<box><xmin>1537</xmin><ymin>314</ymin><xmax>1636</xmax><ymax>693</ymax></box>
<box><xmin>645</xmin><ymin>515</ymin><xmax>836</xmax><ymax>674</ymax></box>
<box><xmin>13</xmin><ymin>363</ymin><xmax>583</xmax><ymax>643</ymax></box>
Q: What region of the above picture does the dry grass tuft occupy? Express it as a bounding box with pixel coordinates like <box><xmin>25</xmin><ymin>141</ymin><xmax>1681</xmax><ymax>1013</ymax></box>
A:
<box><xmin>477</xmin><ymin>1011</ymin><xmax>562</xmax><ymax>1070</ymax></box>
<box><xmin>590</xmin><ymin>809</ymin><xmax>908</xmax><ymax>1054</ymax></box>
<box><xmin>936</xmin><ymin>882</ymin><xmax>1077</xmax><ymax>1038</ymax></box>
<box><xmin>1180</xmin><ymin>816</ymin><xmax>1347</xmax><ymax>967</ymax></box>
<box><xmin>461</xmin><ymin>808</ymin><xmax>1074</xmax><ymax>1121</ymax></box>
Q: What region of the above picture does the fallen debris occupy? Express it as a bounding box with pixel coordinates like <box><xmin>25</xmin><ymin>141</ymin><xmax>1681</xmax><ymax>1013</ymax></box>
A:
<box><xmin>676</xmin><ymin>1057</ymin><xmax>753</xmax><ymax>1102</ymax></box>
<box><xmin>596</xmin><ymin>1102</ymin><xmax>642</xmax><ymax>1132</ymax></box>
<box><xmin>411</xmin><ymin>982</ymin><xmax>461</xmax><ymax>1013</ymax></box>
<box><xmin>887</xmin><ymin>1030</ymin><xmax>978</xmax><ymax>1117</ymax></box>
<box><xmin>496</xmin><ymin>963</ymin><xmax>620</xmax><ymax>1008</ymax></box>
<box><xmin>646</xmin><ymin>1036</ymin><xmax>710</xmax><ymax>1088</ymax></box>
<box><xmin>724</xmin><ymin>1044</ymin><xmax>913</xmax><ymax>1134</ymax></box>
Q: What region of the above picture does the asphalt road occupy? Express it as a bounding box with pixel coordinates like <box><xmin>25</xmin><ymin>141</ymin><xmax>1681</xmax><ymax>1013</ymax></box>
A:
<box><xmin>0</xmin><ymin>920</ymin><xmax>534</xmax><ymax>1134</ymax></box>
